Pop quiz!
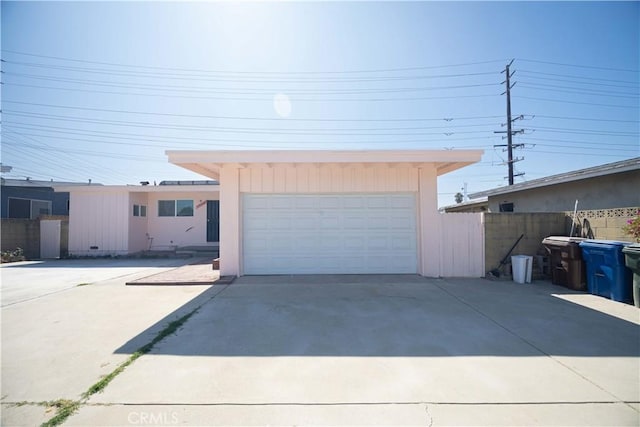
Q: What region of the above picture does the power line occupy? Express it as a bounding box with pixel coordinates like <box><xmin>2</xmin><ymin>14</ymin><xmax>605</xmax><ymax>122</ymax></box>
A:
<box><xmin>532</xmin><ymin>114</ymin><xmax>639</xmax><ymax>123</ymax></box>
<box><xmin>2</xmin><ymin>110</ymin><xmax>499</xmax><ymax>132</ymax></box>
<box><xmin>4</xmin><ymin>125</ymin><xmax>502</xmax><ymax>149</ymax></box>
<box><xmin>524</xmin><ymin>143</ymin><xmax>637</xmax><ymax>153</ymax></box>
<box><xmin>3</xmin><ymin>71</ymin><xmax>498</xmax><ymax>95</ymax></box>
<box><xmin>2</xmin><ymin>59</ymin><xmax>500</xmax><ymax>83</ymax></box>
<box><xmin>2</xmin><ymin>111</ymin><xmax>499</xmax><ymax>136</ymax></box>
<box><xmin>518</xmin><ymin>96</ymin><xmax>639</xmax><ymax>109</ymax></box>
<box><xmin>2</xmin><ymin>133</ymin><xmax>141</xmax><ymax>182</ymax></box>
<box><xmin>518</xmin><ymin>69</ymin><xmax>638</xmax><ymax>85</ymax></box>
<box><xmin>517</xmin><ymin>73</ymin><xmax>638</xmax><ymax>89</ymax></box>
<box><xmin>1</xmin><ymin>49</ymin><xmax>507</xmax><ymax>74</ymax></box>
<box><xmin>1</xmin><ymin>139</ymin><xmax>121</xmax><ymax>182</ymax></box>
<box><xmin>520</xmin><ymin>136</ymin><xmax>638</xmax><ymax>148</ymax></box>
<box><xmin>528</xmin><ymin>125</ymin><xmax>638</xmax><ymax>136</ymax></box>
<box><xmin>519</xmin><ymin>83</ymin><xmax>639</xmax><ymax>99</ymax></box>
<box><xmin>1</xmin><ymin>82</ymin><xmax>500</xmax><ymax>102</ymax></box>
<box><xmin>3</xmin><ymin>71</ymin><xmax>501</xmax><ymax>94</ymax></box>
<box><xmin>1</xmin><ymin>100</ymin><xmax>505</xmax><ymax>122</ymax></box>
<box><xmin>519</xmin><ymin>80</ymin><xmax>639</xmax><ymax>96</ymax></box>
<box><xmin>525</xmin><ymin>149</ymin><xmax>635</xmax><ymax>158</ymax></box>
<box><xmin>2</xmin><ymin>129</ymin><xmax>135</xmax><ymax>182</ymax></box>
<box><xmin>518</xmin><ymin>58</ymin><xmax>639</xmax><ymax>73</ymax></box>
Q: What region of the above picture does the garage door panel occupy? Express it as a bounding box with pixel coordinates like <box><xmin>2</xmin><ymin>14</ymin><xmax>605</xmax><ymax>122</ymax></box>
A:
<box><xmin>344</xmin><ymin>236</ymin><xmax>366</xmax><ymax>250</ymax></box>
<box><xmin>390</xmin><ymin>212</ymin><xmax>414</xmax><ymax>225</ymax></box>
<box><xmin>392</xmin><ymin>235</ymin><xmax>415</xmax><ymax>250</ymax></box>
<box><xmin>244</xmin><ymin>238</ymin><xmax>269</xmax><ymax>252</ymax></box>
<box><xmin>343</xmin><ymin>198</ymin><xmax>365</xmax><ymax>208</ymax></box>
<box><xmin>270</xmin><ymin>217</ymin><xmax>294</xmax><ymax>229</ymax></box>
<box><xmin>243</xmin><ymin>194</ymin><xmax>417</xmax><ymax>275</ymax></box>
<box><xmin>367</xmin><ymin>196</ymin><xmax>388</xmax><ymax>208</ymax></box>
<box><xmin>270</xmin><ymin>197</ymin><xmax>295</xmax><ymax>209</ymax></box>
<box><xmin>343</xmin><ymin>216</ymin><xmax>365</xmax><ymax>229</ymax></box>
<box><xmin>390</xmin><ymin>196</ymin><xmax>414</xmax><ymax>208</ymax></box>
<box><xmin>244</xmin><ymin>196</ymin><xmax>270</xmax><ymax>209</ymax></box>
<box><xmin>320</xmin><ymin>197</ymin><xmax>341</xmax><ymax>209</ymax></box>
<box><xmin>367</xmin><ymin>216</ymin><xmax>389</xmax><ymax>229</ymax></box>
<box><xmin>244</xmin><ymin>218</ymin><xmax>269</xmax><ymax>231</ymax></box>
<box><xmin>295</xmin><ymin>197</ymin><xmax>318</xmax><ymax>209</ymax></box>
<box><xmin>367</xmin><ymin>236</ymin><xmax>389</xmax><ymax>250</ymax></box>
<box><xmin>319</xmin><ymin>237</ymin><xmax>342</xmax><ymax>251</ymax></box>
<box><xmin>271</xmin><ymin>238</ymin><xmax>293</xmax><ymax>251</ymax></box>
<box><xmin>320</xmin><ymin>217</ymin><xmax>340</xmax><ymax>229</ymax></box>
<box><xmin>293</xmin><ymin>216</ymin><xmax>317</xmax><ymax>230</ymax></box>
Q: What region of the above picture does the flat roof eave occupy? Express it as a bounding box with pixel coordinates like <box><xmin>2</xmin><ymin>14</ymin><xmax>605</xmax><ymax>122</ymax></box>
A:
<box><xmin>166</xmin><ymin>149</ymin><xmax>484</xmax><ymax>180</ymax></box>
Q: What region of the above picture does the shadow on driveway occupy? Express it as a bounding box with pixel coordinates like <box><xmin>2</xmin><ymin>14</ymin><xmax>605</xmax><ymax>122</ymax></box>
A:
<box><xmin>114</xmin><ymin>276</ymin><xmax>640</xmax><ymax>358</ymax></box>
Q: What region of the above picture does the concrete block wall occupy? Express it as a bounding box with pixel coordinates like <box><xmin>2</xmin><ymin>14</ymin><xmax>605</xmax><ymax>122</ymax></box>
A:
<box><xmin>566</xmin><ymin>207</ymin><xmax>639</xmax><ymax>242</ymax></box>
<box><xmin>1</xmin><ymin>219</ymin><xmax>40</xmax><ymax>259</ymax></box>
<box><xmin>1</xmin><ymin>216</ymin><xmax>70</xmax><ymax>260</ymax></box>
<box><xmin>484</xmin><ymin>213</ymin><xmax>566</xmax><ymax>276</ymax></box>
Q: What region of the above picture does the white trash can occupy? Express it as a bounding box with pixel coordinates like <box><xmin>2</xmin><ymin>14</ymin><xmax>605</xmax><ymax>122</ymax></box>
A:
<box><xmin>512</xmin><ymin>255</ymin><xmax>533</xmax><ymax>284</ymax></box>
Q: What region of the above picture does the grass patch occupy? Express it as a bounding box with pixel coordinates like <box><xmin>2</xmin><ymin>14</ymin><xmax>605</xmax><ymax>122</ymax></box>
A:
<box><xmin>82</xmin><ymin>309</ymin><xmax>199</xmax><ymax>398</ymax></box>
<box><xmin>40</xmin><ymin>309</ymin><xmax>199</xmax><ymax>426</ymax></box>
<box><xmin>41</xmin><ymin>399</ymin><xmax>81</xmax><ymax>427</ymax></box>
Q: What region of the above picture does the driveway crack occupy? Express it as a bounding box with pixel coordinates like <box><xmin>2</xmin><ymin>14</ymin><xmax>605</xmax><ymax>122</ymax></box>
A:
<box><xmin>424</xmin><ymin>402</ymin><xmax>433</xmax><ymax>427</ymax></box>
<box><xmin>39</xmin><ymin>283</ymin><xmax>233</xmax><ymax>426</ymax></box>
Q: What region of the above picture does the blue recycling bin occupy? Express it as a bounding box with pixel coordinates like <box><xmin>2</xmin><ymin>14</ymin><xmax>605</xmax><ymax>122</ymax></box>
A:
<box><xmin>579</xmin><ymin>240</ymin><xmax>633</xmax><ymax>303</ymax></box>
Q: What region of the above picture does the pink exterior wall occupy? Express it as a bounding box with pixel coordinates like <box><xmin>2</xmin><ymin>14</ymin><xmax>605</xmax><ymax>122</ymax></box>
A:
<box><xmin>65</xmin><ymin>187</ymin><xmax>219</xmax><ymax>256</ymax></box>
<box><xmin>128</xmin><ymin>192</ymin><xmax>149</xmax><ymax>252</ymax></box>
<box><xmin>239</xmin><ymin>165</ymin><xmax>419</xmax><ymax>193</ymax></box>
<box><xmin>146</xmin><ymin>191</ymin><xmax>219</xmax><ymax>250</ymax></box>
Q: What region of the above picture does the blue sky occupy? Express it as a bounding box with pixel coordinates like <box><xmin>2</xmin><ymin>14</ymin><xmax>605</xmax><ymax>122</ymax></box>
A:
<box><xmin>1</xmin><ymin>1</ymin><xmax>638</xmax><ymax>207</ymax></box>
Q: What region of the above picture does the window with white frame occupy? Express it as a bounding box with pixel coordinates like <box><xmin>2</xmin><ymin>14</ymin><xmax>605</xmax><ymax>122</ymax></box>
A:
<box><xmin>158</xmin><ymin>200</ymin><xmax>193</xmax><ymax>217</ymax></box>
<box><xmin>133</xmin><ymin>204</ymin><xmax>147</xmax><ymax>217</ymax></box>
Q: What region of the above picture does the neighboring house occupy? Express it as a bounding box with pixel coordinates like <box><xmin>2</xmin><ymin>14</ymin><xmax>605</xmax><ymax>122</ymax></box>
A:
<box><xmin>468</xmin><ymin>157</ymin><xmax>640</xmax><ymax>213</ymax></box>
<box><xmin>440</xmin><ymin>197</ymin><xmax>488</xmax><ymax>213</ymax></box>
<box><xmin>167</xmin><ymin>149</ymin><xmax>483</xmax><ymax>277</ymax></box>
<box><xmin>1</xmin><ymin>178</ymin><xmax>94</xmax><ymax>219</ymax></box>
<box><xmin>55</xmin><ymin>180</ymin><xmax>219</xmax><ymax>256</ymax></box>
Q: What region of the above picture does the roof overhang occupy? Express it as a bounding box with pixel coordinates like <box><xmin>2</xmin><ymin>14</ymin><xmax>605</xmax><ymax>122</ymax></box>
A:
<box><xmin>54</xmin><ymin>184</ymin><xmax>219</xmax><ymax>194</ymax></box>
<box><xmin>166</xmin><ymin>149</ymin><xmax>484</xmax><ymax>180</ymax></box>
<box><xmin>469</xmin><ymin>157</ymin><xmax>640</xmax><ymax>199</ymax></box>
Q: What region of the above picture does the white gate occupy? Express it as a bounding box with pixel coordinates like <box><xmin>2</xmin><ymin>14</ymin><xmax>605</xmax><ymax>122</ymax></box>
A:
<box><xmin>40</xmin><ymin>220</ymin><xmax>61</xmax><ymax>259</ymax></box>
<box><xmin>438</xmin><ymin>213</ymin><xmax>485</xmax><ymax>277</ymax></box>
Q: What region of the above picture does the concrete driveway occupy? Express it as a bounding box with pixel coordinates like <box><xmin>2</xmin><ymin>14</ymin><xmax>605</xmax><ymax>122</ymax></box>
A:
<box><xmin>2</xmin><ymin>270</ymin><xmax>639</xmax><ymax>426</ymax></box>
<box><xmin>0</xmin><ymin>258</ymin><xmax>192</xmax><ymax>306</ymax></box>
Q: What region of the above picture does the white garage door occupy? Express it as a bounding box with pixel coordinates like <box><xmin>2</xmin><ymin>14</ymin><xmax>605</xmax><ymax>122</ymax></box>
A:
<box><xmin>243</xmin><ymin>194</ymin><xmax>417</xmax><ymax>275</ymax></box>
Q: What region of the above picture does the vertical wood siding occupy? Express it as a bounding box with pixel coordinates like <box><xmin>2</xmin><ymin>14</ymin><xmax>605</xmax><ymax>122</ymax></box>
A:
<box><xmin>438</xmin><ymin>213</ymin><xmax>485</xmax><ymax>277</ymax></box>
<box><xmin>68</xmin><ymin>192</ymin><xmax>129</xmax><ymax>255</ymax></box>
<box><xmin>239</xmin><ymin>165</ymin><xmax>419</xmax><ymax>193</ymax></box>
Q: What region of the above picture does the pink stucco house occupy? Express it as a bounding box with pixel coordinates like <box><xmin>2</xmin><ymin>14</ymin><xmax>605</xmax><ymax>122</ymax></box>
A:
<box><xmin>55</xmin><ymin>181</ymin><xmax>220</xmax><ymax>256</ymax></box>
<box><xmin>59</xmin><ymin>149</ymin><xmax>483</xmax><ymax>277</ymax></box>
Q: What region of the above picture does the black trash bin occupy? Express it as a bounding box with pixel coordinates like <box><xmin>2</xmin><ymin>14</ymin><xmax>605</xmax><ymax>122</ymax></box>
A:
<box><xmin>542</xmin><ymin>236</ymin><xmax>587</xmax><ymax>291</ymax></box>
<box><xmin>622</xmin><ymin>244</ymin><xmax>640</xmax><ymax>307</ymax></box>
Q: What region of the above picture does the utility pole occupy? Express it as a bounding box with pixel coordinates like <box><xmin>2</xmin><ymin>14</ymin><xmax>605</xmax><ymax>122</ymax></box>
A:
<box><xmin>494</xmin><ymin>59</ymin><xmax>524</xmax><ymax>185</ymax></box>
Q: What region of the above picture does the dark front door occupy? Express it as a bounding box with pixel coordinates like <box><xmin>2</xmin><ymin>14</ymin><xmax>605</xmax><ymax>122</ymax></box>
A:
<box><xmin>206</xmin><ymin>200</ymin><xmax>220</xmax><ymax>242</ymax></box>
